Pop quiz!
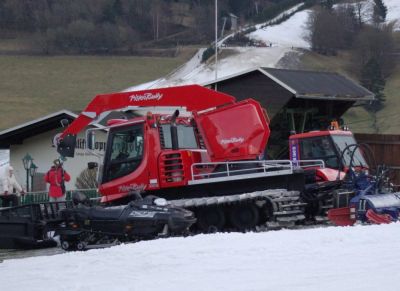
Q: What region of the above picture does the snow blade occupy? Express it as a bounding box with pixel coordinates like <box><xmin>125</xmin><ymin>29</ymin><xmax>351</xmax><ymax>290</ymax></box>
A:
<box><xmin>366</xmin><ymin>209</ymin><xmax>392</xmax><ymax>224</ymax></box>
<box><xmin>327</xmin><ymin>207</ymin><xmax>355</xmax><ymax>226</ymax></box>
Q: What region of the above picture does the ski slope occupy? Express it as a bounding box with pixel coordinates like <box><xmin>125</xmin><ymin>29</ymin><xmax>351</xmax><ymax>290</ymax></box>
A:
<box><xmin>127</xmin><ymin>0</ymin><xmax>400</xmax><ymax>91</ymax></box>
<box><xmin>125</xmin><ymin>46</ymin><xmax>293</xmax><ymax>90</ymax></box>
<box><xmin>1</xmin><ymin>223</ymin><xmax>399</xmax><ymax>291</ymax></box>
<box><xmin>126</xmin><ymin>4</ymin><xmax>310</xmax><ymax>90</ymax></box>
<box><xmin>248</xmin><ymin>9</ymin><xmax>311</xmax><ymax>49</ymax></box>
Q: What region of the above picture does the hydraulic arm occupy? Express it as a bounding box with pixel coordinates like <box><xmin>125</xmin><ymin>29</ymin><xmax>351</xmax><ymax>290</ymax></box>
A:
<box><xmin>56</xmin><ymin>85</ymin><xmax>236</xmax><ymax>157</ymax></box>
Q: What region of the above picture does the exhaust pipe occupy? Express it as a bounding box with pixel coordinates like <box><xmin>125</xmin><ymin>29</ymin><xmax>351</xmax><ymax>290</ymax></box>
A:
<box><xmin>170</xmin><ymin>110</ymin><xmax>180</xmax><ymax>150</ymax></box>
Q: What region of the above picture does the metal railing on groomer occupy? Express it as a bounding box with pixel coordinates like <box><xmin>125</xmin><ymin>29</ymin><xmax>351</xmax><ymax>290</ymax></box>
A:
<box><xmin>293</xmin><ymin>160</ymin><xmax>326</xmax><ymax>169</ymax></box>
<box><xmin>189</xmin><ymin>160</ymin><xmax>294</xmax><ymax>185</ymax></box>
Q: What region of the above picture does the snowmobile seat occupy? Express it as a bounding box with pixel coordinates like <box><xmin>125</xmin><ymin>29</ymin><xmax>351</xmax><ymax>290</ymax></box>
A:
<box><xmin>88</xmin><ymin>206</ymin><xmax>126</xmax><ymax>220</ymax></box>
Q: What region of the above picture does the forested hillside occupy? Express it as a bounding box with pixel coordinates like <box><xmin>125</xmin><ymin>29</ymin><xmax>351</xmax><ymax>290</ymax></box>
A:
<box><xmin>304</xmin><ymin>0</ymin><xmax>399</xmax><ymax>133</ymax></box>
<box><xmin>0</xmin><ymin>0</ymin><xmax>311</xmax><ymax>54</ymax></box>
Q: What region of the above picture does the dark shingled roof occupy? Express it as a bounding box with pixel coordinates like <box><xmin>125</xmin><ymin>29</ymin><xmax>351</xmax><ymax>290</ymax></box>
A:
<box><xmin>0</xmin><ymin>111</ymin><xmax>77</xmax><ymax>149</ymax></box>
<box><xmin>260</xmin><ymin>68</ymin><xmax>374</xmax><ymax>100</ymax></box>
<box><xmin>0</xmin><ymin>110</ymin><xmax>106</xmax><ymax>149</ymax></box>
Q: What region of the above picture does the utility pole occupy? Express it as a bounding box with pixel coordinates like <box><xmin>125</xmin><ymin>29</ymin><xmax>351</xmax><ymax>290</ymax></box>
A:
<box><xmin>215</xmin><ymin>0</ymin><xmax>218</xmax><ymax>90</ymax></box>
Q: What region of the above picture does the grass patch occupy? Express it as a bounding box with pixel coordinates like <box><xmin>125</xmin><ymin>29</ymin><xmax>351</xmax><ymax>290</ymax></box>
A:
<box><xmin>0</xmin><ymin>55</ymin><xmax>189</xmax><ymax>130</ymax></box>
<box><xmin>0</xmin><ymin>32</ymin><xmax>36</xmax><ymax>52</ymax></box>
<box><xmin>298</xmin><ymin>50</ymin><xmax>358</xmax><ymax>79</ymax></box>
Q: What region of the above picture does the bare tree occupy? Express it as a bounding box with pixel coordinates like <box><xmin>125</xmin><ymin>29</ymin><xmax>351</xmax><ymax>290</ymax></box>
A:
<box><xmin>335</xmin><ymin>5</ymin><xmax>358</xmax><ymax>49</ymax></box>
<box><xmin>352</xmin><ymin>0</ymin><xmax>367</xmax><ymax>28</ymax></box>
<box><xmin>352</xmin><ymin>23</ymin><xmax>396</xmax><ymax>78</ymax></box>
<box><xmin>307</xmin><ymin>7</ymin><xmax>346</xmax><ymax>55</ymax></box>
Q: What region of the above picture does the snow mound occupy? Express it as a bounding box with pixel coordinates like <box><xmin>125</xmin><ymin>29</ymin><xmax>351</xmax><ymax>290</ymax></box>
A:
<box><xmin>1</xmin><ymin>223</ymin><xmax>400</xmax><ymax>291</ymax></box>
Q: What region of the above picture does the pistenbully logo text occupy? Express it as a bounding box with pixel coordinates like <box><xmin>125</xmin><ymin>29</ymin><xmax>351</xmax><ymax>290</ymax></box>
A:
<box><xmin>220</xmin><ymin>137</ymin><xmax>245</xmax><ymax>144</ymax></box>
<box><xmin>129</xmin><ymin>92</ymin><xmax>163</xmax><ymax>102</ymax></box>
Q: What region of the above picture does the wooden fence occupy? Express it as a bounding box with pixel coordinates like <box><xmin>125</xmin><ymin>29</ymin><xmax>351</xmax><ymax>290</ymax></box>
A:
<box><xmin>355</xmin><ymin>133</ymin><xmax>400</xmax><ymax>186</ymax></box>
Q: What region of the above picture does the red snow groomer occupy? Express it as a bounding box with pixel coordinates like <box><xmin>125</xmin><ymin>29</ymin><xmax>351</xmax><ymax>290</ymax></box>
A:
<box><xmin>55</xmin><ymin>85</ymin><xmax>307</xmax><ymax>232</ymax></box>
<box><xmin>290</xmin><ymin>128</ymin><xmax>400</xmax><ymax>225</ymax></box>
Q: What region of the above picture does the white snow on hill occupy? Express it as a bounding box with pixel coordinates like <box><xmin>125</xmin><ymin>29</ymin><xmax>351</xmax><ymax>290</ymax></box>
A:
<box><xmin>219</xmin><ymin>3</ymin><xmax>305</xmax><ymax>46</ymax></box>
<box><xmin>249</xmin><ymin>9</ymin><xmax>311</xmax><ymax>49</ymax></box>
<box><xmin>125</xmin><ymin>45</ymin><xmax>293</xmax><ymax>90</ymax></box>
<box><xmin>1</xmin><ymin>223</ymin><xmax>400</xmax><ymax>291</ymax></box>
<box><xmin>126</xmin><ymin>4</ymin><xmax>310</xmax><ymax>91</ymax></box>
<box><xmin>384</xmin><ymin>0</ymin><xmax>400</xmax><ymax>29</ymax></box>
<box><xmin>336</xmin><ymin>0</ymin><xmax>400</xmax><ymax>30</ymax></box>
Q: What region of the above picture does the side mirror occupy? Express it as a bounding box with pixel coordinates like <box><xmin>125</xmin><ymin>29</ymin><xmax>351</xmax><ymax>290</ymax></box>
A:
<box><xmin>87</xmin><ymin>131</ymin><xmax>96</xmax><ymax>150</ymax></box>
<box><xmin>57</xmin><ymin>134</ymin><xmax>77</xmax><ymax>158</ymax></box>
<box><xmin>87</xmin><ymin>162</ymin><xmax>98</xmax><ymax>170</ymax></box>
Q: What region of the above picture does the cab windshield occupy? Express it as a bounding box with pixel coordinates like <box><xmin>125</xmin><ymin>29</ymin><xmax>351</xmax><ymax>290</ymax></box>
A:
<box><xmin>299</xmin><ymin>136</ymin><xmax>339</xmax><ymax>168</ymax></box>
<box><xmin>299</xmin><ymin>134</ymin><xmax>367</xmax><ymax>169</ymax></box>
<box><xmin>331</xmin><ymin>135</ymin><xmax>367</xmax><ymax>168</ymax></box>
<box><xmin>103</xmin><ymin>124</ymin><xmax>144</xmax><ymax>183</ymax></box>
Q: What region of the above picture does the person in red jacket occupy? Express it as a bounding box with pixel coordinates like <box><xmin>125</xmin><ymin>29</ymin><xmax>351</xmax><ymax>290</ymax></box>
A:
<box><xmin>44</xmin><ymin>159</ymin><xmax>71</xmax><ymax>202</ymax></box>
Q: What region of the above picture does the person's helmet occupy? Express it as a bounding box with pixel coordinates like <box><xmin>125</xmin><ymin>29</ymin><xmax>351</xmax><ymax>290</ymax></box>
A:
<box><xmin>8</xmin><ymin>166</ymin><xmax>14</xmax><ymax>171</ymax></box>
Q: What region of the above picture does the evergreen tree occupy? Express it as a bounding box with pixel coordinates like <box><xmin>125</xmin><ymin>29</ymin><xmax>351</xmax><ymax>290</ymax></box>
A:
<box><xmin>361</xmin><ymin>58</ymin><xmax>386</xmax><ymax>111</ymax></box>
<box><xmin>373</xmin><ymin>0</ymin><xmax>387</xmax><ymax>23</ymax></box>
<box><xmin>321</xmin><ymin>0</ymin><xmax>334</xmax><ymax>10</ymax></box>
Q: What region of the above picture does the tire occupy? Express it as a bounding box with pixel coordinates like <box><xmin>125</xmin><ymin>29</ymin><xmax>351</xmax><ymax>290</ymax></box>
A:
<box><xmin>196</xmin><ymin>207</ymin><xmax>226</xmax><ymax>232</ymax></box>
<box><xmin>229</xmin><ymin>203</ymin><xmax>260</xmax><ymax>231</ymax></box>
<box><xmin>76</xmin><ymin>242</ymin><xmax>87</xmax><ymax>251</ymax></box>
<box><xmin>61</xmin><ymin>240</ymin><xmax>71</xmax><ymax>251</ymax></box>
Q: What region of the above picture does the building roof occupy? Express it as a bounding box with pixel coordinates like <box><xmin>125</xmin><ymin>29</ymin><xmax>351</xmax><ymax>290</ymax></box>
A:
<box><xmin>0</xmin><ymin>110</ymin><xmax>104</xmax><ymax>149</ymax></box>
<box><xmin>260</xmin><ymin>68</ymin><xmax>374</xmax><ymax>100</ymax></box>
<box><xmin>203</xmin><ymin>67</ymin><xmax>374</xmax><ymax>101</ymax></box>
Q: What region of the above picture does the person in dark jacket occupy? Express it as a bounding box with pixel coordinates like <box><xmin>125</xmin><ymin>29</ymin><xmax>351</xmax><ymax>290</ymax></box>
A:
<box><xmin>44</xmin><ymin>159</ymin><xmax>71</xmax><ymax>202</ymax></box>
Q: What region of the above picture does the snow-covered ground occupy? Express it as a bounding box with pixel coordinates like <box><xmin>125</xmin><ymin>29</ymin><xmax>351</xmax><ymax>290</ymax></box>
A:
<box><xmin>1</xmin><ymin>223</ymin><xmax>399</xmax><ymax>291</ymax></box>
<box><xmin>249</xmin><ymin>9</ymin><xmax>311</xmax><ymax>49</ymax></box>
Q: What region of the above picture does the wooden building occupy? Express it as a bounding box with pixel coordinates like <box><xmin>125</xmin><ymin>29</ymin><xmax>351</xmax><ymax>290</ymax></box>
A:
<box><xmin>204</xmin><ymin>67</ymin><xmax>374</xmax><ymax>158</ymax></box>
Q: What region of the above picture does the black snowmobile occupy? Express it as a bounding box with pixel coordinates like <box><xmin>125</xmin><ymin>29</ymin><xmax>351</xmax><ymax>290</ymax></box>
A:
<box><xmin>57</xmin><ymin>193</ymin><xmax>196</xmax><ymax>251</ymax></box>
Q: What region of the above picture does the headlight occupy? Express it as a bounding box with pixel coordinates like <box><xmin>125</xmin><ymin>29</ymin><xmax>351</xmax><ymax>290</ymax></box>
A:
<box><xmin>154</xmin><ymin>198</ymin><xmax>168</xmax><ymax>206</ymax></box>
